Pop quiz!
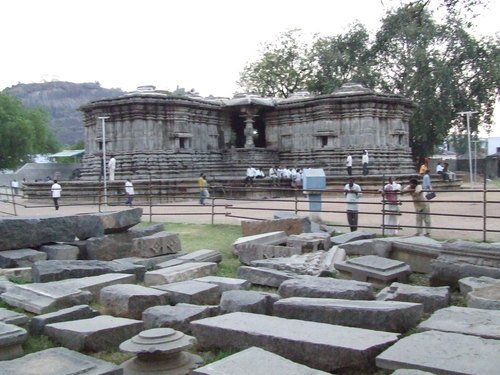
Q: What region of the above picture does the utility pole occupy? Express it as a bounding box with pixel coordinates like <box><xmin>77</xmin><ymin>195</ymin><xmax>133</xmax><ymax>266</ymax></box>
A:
<box><xmin>458</xmin><ymin>111</ymin><xmax>478</xmax><ymax>186</ymax></box>
<box><xmin>98</xmin><ymin>116</ymin><xmax>110</xmax><ymax>205</ymax></box>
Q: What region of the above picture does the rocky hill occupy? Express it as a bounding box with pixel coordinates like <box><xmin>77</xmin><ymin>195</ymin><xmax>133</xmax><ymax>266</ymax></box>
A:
<box><xmin>3</xmin><ymin>81</ymin><xmax>124</xmax><ymax>146</ymax></box>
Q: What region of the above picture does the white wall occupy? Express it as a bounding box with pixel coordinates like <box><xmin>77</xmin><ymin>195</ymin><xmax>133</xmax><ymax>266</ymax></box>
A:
<box><xmin>487</xmin><ymin>137</ymin><xmax>500</xmax><ymax>155</ymax></box>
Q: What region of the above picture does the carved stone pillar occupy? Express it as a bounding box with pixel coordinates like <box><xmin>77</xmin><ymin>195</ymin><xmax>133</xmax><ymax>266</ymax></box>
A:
<box><xmin>241</xmin><ymin>107</ymin><xmax>258</xmax><ymax>148</ymax></box>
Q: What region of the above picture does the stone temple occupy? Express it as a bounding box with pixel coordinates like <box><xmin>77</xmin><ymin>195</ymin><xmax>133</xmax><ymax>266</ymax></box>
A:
<box><xmin>79</xmin><ymin>83</ymin><xmax>415</xmax><ymax>180</ymax></box>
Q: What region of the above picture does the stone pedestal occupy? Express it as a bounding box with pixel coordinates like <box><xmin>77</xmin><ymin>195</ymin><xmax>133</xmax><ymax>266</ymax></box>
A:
<box><xmin>120</xmin><ymin>328</ymin><xmax>203</xmax><ymax>374</ymax></box>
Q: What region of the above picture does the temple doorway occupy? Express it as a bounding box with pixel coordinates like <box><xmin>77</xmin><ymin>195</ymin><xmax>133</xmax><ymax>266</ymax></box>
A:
<box><xmin>229</xmin><ymin>111</ymin><xmax>267</xmax><ymax>148</ymax></box>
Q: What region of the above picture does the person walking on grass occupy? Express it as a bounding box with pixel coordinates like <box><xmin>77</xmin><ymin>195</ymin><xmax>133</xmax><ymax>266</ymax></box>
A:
<box><xmin>198</xmin><ymin>173</ymin><xmax>209</xmax><ymax>205</ymax></box>
<box><xmin>51</xmin><ymin>179</ymin><xmax>61</xmax><ymax>210</ymax></box>
<box><xmin>403</xmin><ymin>177</ymin><xmax>431</xmax><ymax>237</ymax></box>
<box><xmin>344</xmin><ymin>177</ymin><xmax>362</xmax><ymax>232</ymax></box>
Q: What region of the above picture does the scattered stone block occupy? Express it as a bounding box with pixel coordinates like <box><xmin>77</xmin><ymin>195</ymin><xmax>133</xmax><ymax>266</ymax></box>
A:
<box><xmin>152</xmin><ymin>280</ymin><xmax>220</xmax><ymax>305</ymax></box>
<box><xmin>32</xmin><ymin>259</ymin><xmax>146</xmax><ymax>283</ymax></box>
<box><xmin>45</xmin><ymin>315</ymin><xmax>143</xmax><ymax>352</ymax></box>
<box><xmin>338</xmin><ymin>238</ymin><xmax>392</xmax><ymax>257</ymax></box>
<box><xmin>117</xmin><ymin>252</ymin><xmax>186</xmax><ymax>269</ymax></box>
<box><xmin>458</xmin><ymin>276</ymin><xmax>499</xmax><ymax>296</ymax></box>
<box><xmin>0</xmin><ymin>308</ymin><xmax>28</xmax><ymax>326</ymax></box>
<box><xmin>237</xmin><ymin>266</ymin><xmax>298</xmax><ymax>288</ymax></box>
<box><xmin>0</xmin><ymin>322</ymin><xmax>27</xmax><ymax>360</ymax></box>
<box><xmin>335</xmin><ymin>255</ymin><xmax>411</xmax><ymax>288</ymax></box>
<box><xmin>430</xmin><ymin>240</ymin><xmax>500</xmax><ymax>287</ymax></box>
<box><xmin>376</xmin><ymin>330</ymin><xmax>500</xmax><ymax>374</ymax></box>
<box><xmin>251</xmin><ymin>247</ymin><xmax>344</xmax><ymax>276</ymax></box>
<box><xmin>467</xmin><ymin>283</ymin><xmax>500</xmax><ymax>310</ymax></box>
<box><xmin>330</xmin><ymin>230</ymin><xmax>376</xmax><ymax>246</ymax></box>
<box><xmin>99</xmin><ymin>284</ymin><xmax>169</xmax><ymax>319</ymax></box>
<box><xmin>220</xmin><ymin>290</ymin><xmax>279</xmax><ymax>315</ymax></box>
<box><xmin>241</xmin><ymin>217</ymin><xmax>311</xmax><ymax>236</ymax></box>
<box><xmin>377</xmin><ymin>282</ymin><xmax>450</xmax><ymax>313</ymax></box>
<box><xmin>0</xmin><ymin>249</ymin><xmax>47</xmax><ymax>268</ymax></box>
<box><xmin>194</xmin><ymin>276</ymin><xmax>250</xmax><ymax>292</ymax></box>
<box><xmin>193</xmin><ymin>346</ymin><xmax>330</xmax><ymax>375</ymax></box>
<box><xmin>390</xmin><ymin>236</ymin><xmax>442</xmax><ymax>273</ymax></box>
<box><xmin>29</xmin><ymin>305</ymin><xmax>100</xmax><ymax>336</ymax></box>
<box><xmin>144</xmin><ymin>262</ymin><xmax>218</xmax><ymax>286</ymax></box>
<box><xmin>176</xmin><ymin>249</ymin><xmax>222</xmax><ymax>263</ymax></box>
<box><xmin>143</xmin><ymin>303</ymin><xmax>219</xmax><ymax>333</ymax></box>
<box><xmin>417</xmin><ymin>306</ymin><xmax>500</xmax><ymax>339</ymax></box>
<box><xmin>85</xmin><ymin>223</ymin><xmax>165</xmax><ymax>261</ymax></box>
<box><xmin>0</xmin><ymin>346</ymin><xmax>122</xmax><ymax>375</ymax></box>
<box><xmin>1</xmin><ymin>273</ymin><xmax>136</xmax><ymax>314</ymax></box>
<box><xmin>274</xmin><ymin>297</ymin><xmax>423</xmax><ymax>333</ymax></box>
<box><xmin>39</xmin><ymin>243</ymin><xmax>79</xmax><ymax>260</ymax></box>
<box><xmin>96</xmin><ymin>208</ymin><xmax>143</xmax><ymax>234</ymax></box>
<box><xmin>232</xmin><ymin>231</ymin><xmax>288</xmax><ymax>255</ymax></box>
<box><xmin>286</xmin><ymin>232</ymin><xmax>331</xmax><ymax>253</ymax></box>
<box><xmin>0</xmin><ymin>267</ymin><xmax>32</xmax><ymax>282</ymax></box>
<box><xmin>131</xmin><ymin>231</ymin><xmax>181</xmax><ymax>258</ymax></box>
<box><xmin>278</xmin><ymin>276</ymin><xmax>374</xmax><ymax>300</ymax></box>
<box><xmin>0</xmin><ymin>276</ymin><xmax>15</xmax><ymax>293</ymax></box>
<box><xmin>235</xmin><ymin>243</ymin><xmax>300</xmax><ymax>265</ymax></box>
<box><xmin>191</xmin><ymin>312</ymin><xmax>399</xmax><ymax>372</ymax></box>
<box><xmin>392</xmin><ymin>370</ymin><xmax>436</xmax><ymax>375</ymax></box>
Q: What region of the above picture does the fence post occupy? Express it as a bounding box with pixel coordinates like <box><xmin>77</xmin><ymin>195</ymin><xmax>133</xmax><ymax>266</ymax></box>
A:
<box><xmin>211</xmin><ymin>197</ymin><xmax>215</xmax><ymax>225</ymax></box>
<box><xmin>294</xmin><ymin>189</ymin><xmax>298</xmax><ymax>215</ymax></box>
<box><xmin>149</xmin><ymin>176</ymin><xmax>152</xmax><ymax>223</ymax></box>
<box><xmin>12</xmin><ymin>192</ymin><xmax>17</xmax><ymax>216</ymax></box>
<box><xmin>482</xmin><ymin>164</ymin><xmax>487</xmax><ymax>242</ymax></box>
<box><xmin>98</xmin><ymin>188</ymin><xmax>102</xmax><ymax>213</ymax></box>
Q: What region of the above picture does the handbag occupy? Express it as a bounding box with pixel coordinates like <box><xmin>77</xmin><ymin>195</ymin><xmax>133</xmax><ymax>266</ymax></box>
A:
<box><xmin>426</xmin><ymin>191</ymin><xmax>436</xmax><ymax>200</ymax></box>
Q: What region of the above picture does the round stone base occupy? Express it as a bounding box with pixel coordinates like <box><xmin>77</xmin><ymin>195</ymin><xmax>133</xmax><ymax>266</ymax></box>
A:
<box><xmin>121</xmin><ymin>351</ymin><xmax>203</xmax><ymax>374</ymax></box>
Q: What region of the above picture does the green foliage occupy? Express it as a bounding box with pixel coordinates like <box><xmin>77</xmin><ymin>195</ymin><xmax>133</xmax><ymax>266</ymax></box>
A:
<box><xmin>91</xmin><ymin>350</ymin><xmax>133</xmax><ymax>365</ymax></box>
<box><xmin>23</xmin><ymin>335</ymin><xmax>57</xmax><ymax>354</ymax></box>
<box><xmin>0</xmin><ymin>93</ymin><xmax>58</xmax><ymax>170</ymax></box>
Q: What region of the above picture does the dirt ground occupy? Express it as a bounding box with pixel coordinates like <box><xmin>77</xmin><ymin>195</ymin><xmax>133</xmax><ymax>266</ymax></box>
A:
<box><xmin>2</xmin><ymin>183</ymin><xmax>499</xmax><ymax>242</ymax></box>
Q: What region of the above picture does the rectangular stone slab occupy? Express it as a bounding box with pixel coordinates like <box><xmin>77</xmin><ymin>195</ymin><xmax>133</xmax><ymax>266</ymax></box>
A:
<box><xmin>417</xmin><ymin>306</ymin><xmax>500</xmax><ymax>340</ymax></box>
<box><xmin>193</xmin><ymin>346</ymin><xmax>330</xmax><ymax>374</ymax></box>
<box><xmin>191</xmin><ymin>312</ymin><xmax>399</xmax><ymax>372</ymax></box>
<box><xmin>273</xmin><ymin>297</ymin><xmax>423</xmax><ymax>333</ymax></box>
<box><xmin>144</xmin><ymin>262</ymin><xmax>217</xmax><ymax>286</ymax></box>
<box><xmin>0</xmin><ymin>346</ymin><xmax>122</xmax><ymax>374</ymax></box>
<box><xmin>376</xmin><ymin>330</ymin><xmax>500</xmax><ymax>374</ymax></box>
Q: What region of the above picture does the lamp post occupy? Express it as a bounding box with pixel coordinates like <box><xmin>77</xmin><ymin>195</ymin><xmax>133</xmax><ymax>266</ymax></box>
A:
<box><xmin>98</xmin><ymin>116</ymin><xmax>110</xmax><ymax>205</ymax></box>
<box><xmin>458</xmin><ymin>111</ymin><xmax>477</xmax><ymax>186</ymax></box>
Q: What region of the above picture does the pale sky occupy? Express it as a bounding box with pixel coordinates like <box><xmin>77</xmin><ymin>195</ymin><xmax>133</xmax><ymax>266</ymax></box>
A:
<box><xmin>1</xmin><ymin>0</ymin><xmax>499</xmax><ymax>132</ymax></box>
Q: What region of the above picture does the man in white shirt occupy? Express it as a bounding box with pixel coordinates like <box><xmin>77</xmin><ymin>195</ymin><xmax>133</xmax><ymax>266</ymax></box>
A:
<box><xmin>51</xmin><ymin>180</ymin><xmax>62</xmax><ymax>210</ymax></box>
<box><xmin>381</xmin><ymin>176</ymin><xmax>401</xmax><ymax>235</ymax></box>
<box><xmin>346</xmin><ymin>153</ymin><xmax>353</xmax><ymax>176</ymax></box>
<box><xmin>269</xmin><ymin>166</ymin><xmax>278</xmax><ymax>186</ymax></box>
<box><xmin>108</xmin><ymin>156</ymin><xmax>116</xmax><ymax>181</ymax></box>
<box><xmin>125</xmin><ymin>179</ymin><xmax>134</xmax><ymax>206</ymax></box>
<box><xmin>362</xmin><ymin>150</ymin><xmax>369</xmax><ymax>176</ymax></box>
<box><xmin>11</xmin><ymin>179</ymin><xmax>19</xmax><ymax>196</ymax></box>
<box><xmin>344</xmin><ymin>178</ymin><xmax>362</xmax><ymax>232</ymax></box>
<box><xmin>245</xmin><ymin>166</ymin><xmax>256</xmax><ymax>186</ymax></box>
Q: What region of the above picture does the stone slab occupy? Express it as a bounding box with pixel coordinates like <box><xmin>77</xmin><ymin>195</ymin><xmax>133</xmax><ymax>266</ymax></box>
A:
<box><xmin>115</xmin><ymin>252</ymin><xmax>186</xmax><ymax>269</ymax></box>
<box><xmin>0</xmin><ymin>346</ymin><xmax>122</xmax><ymax>375</ymax></box>
<box><xmin>278</xmin><ymin>276</ymin><xmax>374</xmax><ymax>300</ymax></box>
<box><xmin>131</xmin><ymin>231</ymin><xmax>181</xmax><ymax>258</ymax></box>
<box><xmin>376</xmin><ymin>330</ymin><xmax>500</xmax><ymax>374</ymax></box>
<box><xmin>32</xmin><ymin>259</ymin><xmax>146</xmax><ymax>283</ymax></box>
<box><xmin>45</xmin><ymin>315</ymin><xmax>143</xmax><ymax>352</ymax></box>
<box><xmin>338</xmin><ymin>238</ymin><xmax>393</xmax><ymax>257</ymax></box>
<box><xmin>1</xmin><ymin>273</ymin><xmax>136</xmax><ymax>314</ymax></box>
<box><xmin>274</xmin><ymin>297</ymin><xmax>423</xmax><ymax>333</ymax></box>
<box><xmin>96</xmin><ymin>208</ymin><xmax>143</xmax><ymax>234</ymax></box>
<box><xmin>39</xmin><ymin>244</ymin><xmax>79</xmax><ymax>260</ymax></box>
<box><xmin>467</xmin><ymin>283</ymin><xmax>500</xmax><ymax>310</ymax></box>
<box><xmin>176</xmin><ymin>249</ymin><xmax>222</xmax><ymax>263</ymax></box>
<box><xmin>143</xmin><ymin>303</ymin><xmax>219</xmax><ymax>333</ymax></box>
<box><xmin>191</xmin><ymin>312</ymin><xmax>399</xmax><ymax>372</ymax></box>
<box><xmin>152</xmin><ymin>280</ymin><xmax>220</xmax><ymax>305</ymax></box>
<box><xmin>237</xmin><ymin>266</ymin><xmax>298</xmax><ymax>288</ymax></box>
<box><xmin>144</xmin><ymin>262</ymin><xmax>218</xmax><ymax>286</ymax></box>
<box><xmin>330</xmin><ymin>231</ymin><xmax>376</xmax><ymax>246</ymax></box>
<box><xmin>194</xmin><ymin>276</ymin><xmax>250</xmax><ymax>292</ymax></box>
<box><xmin>0</xmin><ymin>249</ymin><xmax>47</xmax><ymax>268</ymax></box>
<box><xmin>0</xmin><ymin>307</ymin><xmax>29</xmax><ymax>326</ymax></box>
<box><xmin>241</xmin><ymin>217</ymin><xmax>311</xmax><ymax>236</ymax></box>
<box><xmin>417</xmin><ymin>306</ymin><xmax>500</xmax><ymax>339</ymax></box>
<box><xmin>390</xmin><ymin>236</ymin><xmax>442</xmax><ymax>273</ymax></box>
<box><xmin>377</xmin><ymin>282</ymin><xmax>450</xmax><ymax>313</ymax></box>
<box><xmin>99</xmin><ymin>284</ymin><xmax>169</xmax><ymax>319</ymax></box>
<box><xmin>458</xmin><ymin>276</ymin><xmax>499</xmax><ymax>296</ymax></box>
<box><xmin>220</xmin><ymin>290</ymin><xmax>280</xmax><ymax>315</ymax></box>
<box><xmin>29</xmin><ymin>305</ymin><xmax>100</xmax><ymax>336</ymax></box>
<box><xmin>392</xmin><ymin>370</ymin><xmax>436</xmax><ymax>375</ymax></box>
<box><xmin>193</xmin><ymin>346</ymin><xmax>330</xmax><ymax>375</ymax></box>
<box><xmin>232</xmin><ymin>231</ymin><xmax>288</xmax><ymax>255</ymax></box>
<box><xmin>235</xmin><ymin>243</ymin><xmax>301</xmax><ymax>266</ymax></box>
<box><xmin>286</xmin><ymin>232</ymin><xmax>331</xmax><ymax>252</ymax></box>
<box><xmin>335</xmin><ymin>255</ymin><xmax>411</xmax><ymax>287</ymax></box>
<box><xmin>0</xmin><ymin>322</ymin><xmax>28</xmax><ymax>360</ymax></box>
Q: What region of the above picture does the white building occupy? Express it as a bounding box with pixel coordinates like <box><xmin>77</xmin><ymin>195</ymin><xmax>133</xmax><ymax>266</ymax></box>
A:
<box><xmin>487</xmin><ymin>137</ymin><xmax>500</xmax><ymax>155</ymax></box>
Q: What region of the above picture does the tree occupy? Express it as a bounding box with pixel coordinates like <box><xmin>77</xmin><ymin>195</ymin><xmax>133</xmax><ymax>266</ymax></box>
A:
<box><xmin>0</xmin><ymin>93</ymin><xmax>58</xmax><ymax>170</ymax></box>
<box><xmin>308</xmin><ymin>23</ymin><xmax>379</xmax><ymax>94</ymax></box>
<box><xmin>237</xmin><ymin>30</ymin><xmax>314</xmax><ymax>98</ymax></box>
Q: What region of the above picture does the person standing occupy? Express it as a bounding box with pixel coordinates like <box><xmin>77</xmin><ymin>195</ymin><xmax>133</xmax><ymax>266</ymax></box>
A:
<box><xmin>108</xmin><ymin>155</ymin><xmax>116</xmax><ymax>181</ymax></box>
<box><xmin>403</xmin><ymin>178</ymin><xmax>431</xmax><ymax>236</ymax></box>
<box><xmin>362</xmin><ymin>150</ymin><xmax>369</xmax><ymax>176</ymax></box>
<box><xmin>125</xmin><ymin>179</ymin><xmax>134</xmax><ymax>206</ymax></box>
<box><xmin>344</xmin><ymin>178</ymin><xmax>362</xmax><ymax>232</ymax></box>
<box><xmin>346</xmin><ymin>153</ymin><xmax>353</xmax><ymax>176</ymax></box>
<box><xmin>381</xmin><ymin>176</ymin><xmax>401</xmax><ymax>235</ymax></box>
<box><xmin>422</xmin><ymin>170</ymin><xmax>432</xmax><ymax>192</ymax></box>
<box><xmin>198</xmin><ymin>173</ymin><xmax>208</xmax><ymax>205</ymax></box>
<box><xmin>11</xmin><ymin>179</ymin><xmax>19</xmax><ymax>196</ymax></box>
<box><xmin>51</xmin><ymin>180</ymin><xmax>62</xmax><ymax>210</ymax></box>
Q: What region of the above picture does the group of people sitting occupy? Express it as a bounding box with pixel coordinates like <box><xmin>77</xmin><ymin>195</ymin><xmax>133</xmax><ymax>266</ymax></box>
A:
<box><xmin>419</xmin><ymin>158</ymin><xmax>456</xmax><ymax>181</ymax></box>
<box><xmin>244</xmin><ymin>166</ymin><xmax>303</xmax><ymax>187</ymax></box>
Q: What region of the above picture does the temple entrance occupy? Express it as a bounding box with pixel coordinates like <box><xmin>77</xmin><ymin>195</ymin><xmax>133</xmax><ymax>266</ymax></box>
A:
<box><xmin>229</xmin><ymin>111</ymin><xmax>266</xmax><ymax>148</ymax></box>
